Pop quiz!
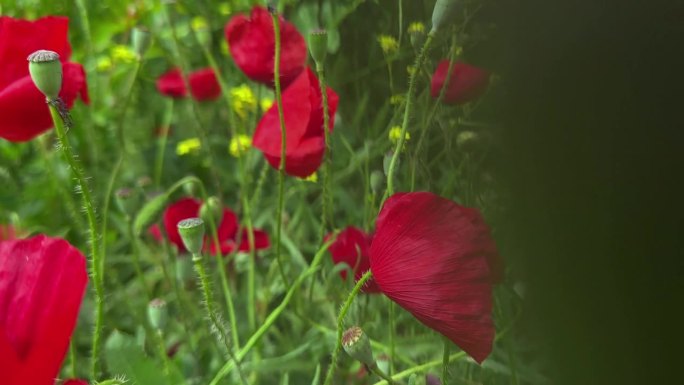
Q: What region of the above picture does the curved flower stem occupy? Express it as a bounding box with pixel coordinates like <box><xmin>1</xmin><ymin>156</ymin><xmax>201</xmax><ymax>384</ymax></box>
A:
<box><xmin>47</xmin><ymin>103</ymin><xmax>104</xmax><ymax>379</ymax></box>
<box><xmin>154</xmin><ymin>99</ymin><xmax>174</xmax><ymax>187</ymax></box>
<box><xmin>322</xmin><ymin>270</ymin><xmax>374</xmax><ymax>385</ymax></box>
<box><xmin>316</xmin><ymin>62</ymin><xmax>333</xmax><ymax>240</ymax></box>
<box><xmin>271</xmin><ymin>10</ymin><xmax>291</xmax><ymax>288</ymax></box>
<box><xmin>384</xmin><ymin>32</ymin><xmax>435</xmax><ymax>200</ymax></box>
<box><xmin>442</xmin><ymin>339</ymin><xmax>451</xmax><ymax>385</ymax></box>
<box><xmin>209</xmin><ymin>238</ymin><xmax>336</xmax><ymax>385</ymax></box>
<box><xmin>369</xmin><ymin>363</ymin><xmax>398</xmax><ymax>385</ymax></box>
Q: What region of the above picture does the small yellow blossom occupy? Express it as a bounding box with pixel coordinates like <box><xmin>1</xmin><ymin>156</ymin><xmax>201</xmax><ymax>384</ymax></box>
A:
<box><xmin>377</xmin><ymin>35</ymin><xmax>399</xmax><ymax>55</ymax></box>
<box><xmin>407</xmin><ymin>22</ymin><xmax>425</xmax><ymax>34</ymax></box>
<box><xmin>96</xmin><ymin>57</ymin><xmax>113</xmax><ymax>72</ymax></box>
<box><xmin>406</xmin><ymin>65</ymin><xmax>417</xmax><ymax>76</ymax></box>
<box><xmin>191</xmin><ymin>16</ymin><xmax>208</xmax><ymax>32</ymax></box>
<box><xmin>390</xmin><ymin>94</ymin><xmax>405</xmax><ymax>105</ymax></box>
<box><xmin>219</xmin><ymin>3</ymin><xmax>232</xmax><ymax>16</ymax></box>
<box><xmin>230</xmin><ymin>84</ymin><xmax>257</xmax><ymax>119</ymax></box>
<box><xmin>176</xmin><ymin>138</ymin><xmax>201</xmax><ymax>156</ymax></box>
<box><xmin>111</xmin><ymin>45</ymin><xmax>137</xmax><ymax>64</ymax></box>
<box><xmin>229</xmin><ymin>134</ymin><xmax>252</xmax><ymax>158</ymax></box>
<box><xmin>260</xmin><ymin>97</ymin><xmax>274</xmax><ymax>112</ymax></box>
<box><xmin>388</xmin><ymin>126</ymin><xmax>410</xmax><ymax>143</ymax></box>
<box><xmin>303</xmin><ymin>172</ymin><xmax>318</xmax><ymax>183</ymax></box>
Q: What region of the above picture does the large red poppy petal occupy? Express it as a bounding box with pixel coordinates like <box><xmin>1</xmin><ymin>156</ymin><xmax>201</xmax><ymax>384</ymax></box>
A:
<box><xmin>237</xmin><ymin>228</ymin><xmax>271</xmax><ymax>252</ymax></box>
<box><xmin>0</xmin><ymin>16</ymin><xmax>72</xmax><ymax>89</ymax></box>
<box><xmin>0</xmin><ymin>326</ymin><xmax>20</xmax><ymax>384</ymax></box>
<box><xmin>0</xmin><ymin>235</ymin><xmax>88</xmax><ymax>385</ymax></box>
<box><xmin>370</xmin><ymin>192</ymin><xmax>495</xmax><ymax>363</ymax></box>
<box><xmin>188</xmin><ymin>68</ymin><xmax>221</xmax><ymax>101</ymax></box>
<box><xmin>162</xmin><ymin>197</ymin><xmax>202</xmax><ymax>251</ymax></box>
<box><xmin>431</xmin><ymin>60</ymin><xmax>490</xmax><ymax>105</ymax></box>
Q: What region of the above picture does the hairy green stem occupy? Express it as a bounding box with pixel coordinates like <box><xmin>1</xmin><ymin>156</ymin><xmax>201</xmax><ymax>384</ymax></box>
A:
<box><xmin>385</xmin><ymin>33</ymin><xmax>434</xmax><ymax>199</ymax></box>
<box><xmin>322</xmin><ymin>270</ymin><xmax>374</xmax><ymax>385</ymax></box>
<box><xmin>47</xmin><ymin>103</ymin><xmax>104</xmax><ymax>379</ymax></box>
<box><xmin>316</xmin><ymin>63</ymin><xmax>333</xmax><ymax>240</ymax></box>
<box><xmin>271</xmin><ymin>11</ymin><xmax>291</xmax><ymax>288</ymax></box>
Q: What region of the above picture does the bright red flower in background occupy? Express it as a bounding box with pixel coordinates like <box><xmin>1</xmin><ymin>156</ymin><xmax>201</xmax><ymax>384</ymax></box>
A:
<box><xmin>369</xmin><ymin>192</ymin><xmax>500</xmax><ymax>363</ymax></box>
<box><xmin>0</xmin><ymin>16</ymin><xmax>89</xmax><ymax>142</ymax></box>
<box><xmin>149</xmin><ymin>197</ymin><xmax>270</xmax><ymax>255</ymax></box>
<box><xmin>253</xmin><ymin>67</ymin><xmax>339</xmax><ymax>178</ymax></box>
<box><xmin>327</xmin><ymin>226</ymin><xmax>380</xmax><ymax>293</ymax></box>
<box><xmin>62</xmin><ymin>380</ymin><xmax>88</xmax><ymax>385</ymax></box>
<box><xmin>225</xmin><ymin>6</ymin><xmax>307</xmax><ymax>88</ymax></box>
<box><xmin>0</xmin><ymin>235</ymin><xmax>88</xmax><ymax>385</ymax></box>
<box><xmin>156</xmin><ymin>67</ymin><xmax>221</xmax><ymax>101</ymax></box>
<box><xmin>430</xmin><ymin>60</ymin><xmax>490</xmax><ymax>105</ymax></box>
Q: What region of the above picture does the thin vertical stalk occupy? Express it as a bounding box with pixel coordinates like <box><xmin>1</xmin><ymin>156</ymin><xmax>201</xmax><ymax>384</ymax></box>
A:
<box><xmin>47</xmin><ymin>104</ymin><xmax>104</xmax><ymax>379</ymax></box>
<box><xmin>316</xmin><ymin>62</ymin><xmax>333</xmax><ymax>240</ymax></box>
<box><xmin>388</xmin><ymin>301</ymin><xmax>396</xmax><ymax>375</ymax></box>
<box><xmin>271</xmin><ymin>11</ymin><xmax>291</xmax><ymax>288</ymax></box>
<box><xmin>442</xmin><ymin>339</ymin><xmax>451</xmax><ymax>385</ymax></box>
<box><xmin>154</xmin><ymin>99</ymin><xmax>174</xmax><ymax>187</ymax></box>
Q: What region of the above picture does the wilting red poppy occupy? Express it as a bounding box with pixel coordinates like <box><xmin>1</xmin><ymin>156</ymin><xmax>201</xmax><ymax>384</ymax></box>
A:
<box><xmin>369</xmin><ymin>192</ymin><xmax>500</xmax><ymax>363</ymax></box>
<box><xmin>149</xmin><ymin>197</ymin><xmax>270</xmax><ymax>255</ymax></box>
<box><xmin>0</xmin><ymin>16</ymin><xmax>89</xmax><ymax>142</ymax></box>
<box><xmin>0</xmin><ymin>235</ymin><xmax>88</xmax><ymax>385</ymax></box>
<box><xmin>253</xmin><ymin>67</ymin><xmax>339</xmax><ymax>177</ymax></box>
<box><xmin>224</xmin><ymin>6</ymin><xmax>307</xmax><ymax>88</ymax></box>
<box><xmin>430</xmin><ymin>60</ymin><xmax>490</xmax><ymax>105</ymax></box>
<box><xmin>156</xmin><ymin>67</ymin><xmax>221</xmax><ymax>101</ymax></box>
<box><xmin>327</xmin><ymin>226</ymin><xmax>380</xmax><ymax>293</ymax></box>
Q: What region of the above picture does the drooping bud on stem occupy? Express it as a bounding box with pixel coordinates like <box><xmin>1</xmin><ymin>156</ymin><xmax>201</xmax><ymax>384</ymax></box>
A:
<box><xmin>27</xmin><ymin>50</ymin><xmax>62</xmax><ymax>101</ymax></box>
<box><xmin>132</xmin><ymin>27</ymin><xmax>151</xmax><ymax>58</ymax></box>
<box><xmin>370</xmin><ymin>170</ymin><xmax>384</xmax><ymax>194</ymax></box>
<box><xmin>133</xmin><ymin>192</ymin><xmax>169</xmax><ymax>236</ymax></box>
<box><xmin>147</xmin><ymin>298</ymin><xmax>168</xmax><ymax>330</ymax></box>
<box><xmin>177</xmin><ymin>218</ymin><xmax>205</xmax><ymax>256</ymax></box>
<box><xmin>309</xmin><ymin>29</ymin><xmax>328</xmax><ymax>66</ymax></box>
<box><xmin>431</xmin><ymin>0</ymin><xmax>459</xmax><ymax>34</ymax></box>
<box><xmin>342</xmin><ymin>326</ymin><xmax>375</xmax><ymax>367</ymax></box>
<box><xmin>199</xmin><ymin>197</ymin><xmax>223</xmax><ymax>226</ymax></box>
<box><xmin>115</xmin><ymin>187</ymin><xmax>139</xmax><ymax>217</ymax></box>
<box><xmin>408</xmin><ymin>22</ymin><xmax>427</xmax><ymax>50</ymax></box>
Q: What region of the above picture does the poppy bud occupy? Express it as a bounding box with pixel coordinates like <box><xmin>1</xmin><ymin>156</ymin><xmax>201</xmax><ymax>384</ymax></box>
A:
<box><xmin>147</xmin><ymin>298</ymin><xmax>168</xmax><ymax>330</ymax></box>
<box><xmin>342</xmin><ymin>326</ymin><xmax>374</xmax><ymax>367</ymax></box>
<box><xmin>132</xmin><ymin>27</ymin><xmax>151</xmax><ymax>58</ymax></box>
<box><xmin>431</xmin><ymin>0</ymin><xmax>459</xmax><ymax>34</ymax></box>
<box><xmin>177</xmin><ymin>218</ymin><xmax>205</xmax><ymax>255</ymax></box>
<box><xmin>408</xmin><ymin>22</ymin><xmax>426</xmax><ymax>50</ymax></box>
<box><xmin>199</xmin><ymin>197</ymin><xmax>223</xmax><ymax>225</ymax></box>
<box><xmin>115</xmin><ymin>187</ymin><xmax>138</xmax><ymax>217</ymax></box>
<box><xmin>27</xmin><ymin>50</ymin><xmax>62</xmax><ymax>101</ymax></box>
<box><xmin>134</xmin><ymin>193</ymin><xmax>170</xmax><ymax>236</ymax></box>
<box><xmin>370</xmin><ymin>170</ymin><xmax>384</xmax><ymax>194</ymax></box>
<box><xmin>309</xmin><ymin>29</ymin><xmax>328</xmax><ymax>65</ymax></box>
<box><xmin>383</xmin><ymin>151</ymin><xmax>398</xmax><ymax>177</ymax></box>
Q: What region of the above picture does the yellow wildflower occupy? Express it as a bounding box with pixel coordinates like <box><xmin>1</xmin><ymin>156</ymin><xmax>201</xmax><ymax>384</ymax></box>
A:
<box><xmin>230</xmin><ymin>84</ymin><xmax>257</xmax><ymax>119</ymax></box>
<box><xmin>377</xmin><ymin>35</ymin><xmax>399</xmax><ymax>55</ymax></box>
<box><xmin>96</xmin><ymin>57</ymin><xmax>113</xmax><ymax>72</ymax></box>
<box><xmin>229</xmin><ymin>135</ymin><xmax>252</xmax><ymax>158</ymax></box>
<box><xmin>407</xmin><ymin>22</ymin><xmax>425</xmax><ymax>34</ymax></box>
<box><xmin>219</xmin><ymin>3</ymin><xmax>232</xmax><ymax>16</ymax></box>
<box><xmin>176</xmin><ymin>138</ymin><xmax>201</xmax><ymax>156</ymax></box>
<box><xmin>191</xmin><ymin>16</ymin><xmax>208</xmax><ymax>32</ymax></box>
<box><xmin>388</xmin><ymin>126</ymin><xmax>410</xmax><ymax>143</ymax></box>
<box><xmin>303</xmin><ymin>173</ymin><xmax>318</xmax><ymax>183</ymax></box>
<box><xmin>390</xmin><ymin>94</ymin><xmax>405</xmax><ymax>105</ymax></box>
<box><xmin>260</xmin><ymin>97</ymin><xmax>274</xmax><ymax>112</ymax></box>
<box><xmin>111</xmin><ymin>45</ymin><xmax>137</xmax><ymax>64</ymax></box>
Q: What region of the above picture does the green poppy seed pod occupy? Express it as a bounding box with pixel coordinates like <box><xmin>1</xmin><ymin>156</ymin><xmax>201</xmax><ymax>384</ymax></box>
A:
<box><xmin>147</xmin><ymin>298</ymin><xmax>168</xmax><ymax>330</ymax></box>
<box><xmin>309</xmin><ymin>30</ymin><xmax>328</xmax><ymax>65</ymax></box>
<box><xmin>133</xmin><ymin>193</ymin><xmax>170</xmax><ymax>236</ymax></box>
<box><xmin>27</xmin><ymin>50</ymin><xmax>62</xmax><ymax>101</ymax></box>
<box><xmin>370</xmin><ymin>170</ymin><xmax>384</xmax><ymax>194</ymax></box>
<box><xmin>177</xmin><ymin>218</ymin><xmax>205</xmax><ymax>255</ymax></box>
<box><xmin>342</xmin><ymin>326</ymin><xmax>374</xmax><ymax>367</ymax></box>
<box><xmin>115</xmin><ymin>187</ymin><xmax>139</xmax><ymax>216</ymax></box>
<box><xmin>431</xmin><ymin>0</ymin><xmax>460</xmax><ymax>34</ymax></box>
<box><xmin>132</xmin><ymin>27</ymin><xmax>151</xmax><ymax>58</ymax></box>
<box><xmin>199</xmin><ymin>197</ymin><xmax>223</xmax><ymax>226</ymax></box>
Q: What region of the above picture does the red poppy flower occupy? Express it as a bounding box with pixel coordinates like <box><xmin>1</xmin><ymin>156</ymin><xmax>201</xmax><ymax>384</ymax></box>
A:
<box><xmin>327</xmin><ymin>226</ymin><xmax>380</xmax><ymax>293</ymax></box>
<box><xmin>0</xmin><ymin>16</ymin><xmax>89</xmax><ymax>142</ymax></box>
<box><xmin>149</xmin><ymin>197</ymin><xmax>270</xmax><ymax>255</ymax></box>
<box><xmin>430</xmin><ymin>60</ymin><xmax>490</xmax><ymax>105</ymax></box>
<box><xmin>369</xmin><ymin>192</ymin><xmax>499</xmax><ymax>363</ymax></box>
<box><xmin>156</xmin><ymin>67</ymin><xmax>221</xmax><ymax>101</ymax></box>
<box><xmin>62</xmin><ymin>380</ymin><xmax>88</xmax><ymax>385</ymax></box>
<box><xmin>0</xmin><ymin>235</ymin><xmax>88</xmax><ymax>385</ymax></box>
<box><xmin>253</xmin><ymin>67</ymin><xmax>339</xmax><ymax>177</ymax></box>
<box><xmin>224</xmin><ymin>6</ymin><xmax>307</xmax><ymax>88</ymax></box>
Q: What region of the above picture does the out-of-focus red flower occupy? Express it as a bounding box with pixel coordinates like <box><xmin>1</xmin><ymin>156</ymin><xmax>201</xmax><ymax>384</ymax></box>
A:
<box><xmin>149</xmin><ymin>197</ymin><xmax>270</xmax><ymax>255</ymax></box>
<box><xmin>0</xmin><ymin>16</ymin><xmax>89</xmax><ymax>142</ymax></box>
<box><xmin>430</xmin><ymin>60</ymin><xmax>490</xmax><ymax>105</ymax></box>
<box><xmin>0</xmin><ymin>235</ymin><xmax>88</xmax><ymax>385</ymax></box>
<box><xmin>156</xmin><ymin>67</ymin><xmax>221</xmax><ymax>101</ymax></box>
<box><xmin>327</xmin><ymin>226</ymin><xmax>380</xmax><ymax>293</ymax></box>
<box><xmin>369</xmin><ymin>192</ymin><xmax>500</xmax><ymax>363</ymax></box>
<box><xmin>253</xmin><ymin>67</ymin><xmax>339</xmax><ymax>178</ymax></box>
<box><xmin>62</xmin><ymin>380</ymin><xmax>88</xmax><ymax>385</ymax></box>
<box><xmin>224</xmin><ymin>6</ymin><xmax>307</xmax><ymax>88</ymax></box>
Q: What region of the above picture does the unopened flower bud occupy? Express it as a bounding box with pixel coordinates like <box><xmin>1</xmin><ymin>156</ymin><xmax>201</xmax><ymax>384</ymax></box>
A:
<box><xmin>147</xmin><ymin>298</ymin><xmax>168</xmax><ymax>330</ymax></box>
<box><xmin>177</xmin><ymin>218</ymin><xmax>205</xmax><ymax>255</ymax></box>
<box><xmin>342</xmin><ymin>326</ymin><xmax>374</xmax><ymax>367</ymax></box>
<box><xmin>133</xmin><ymin>193</ymin><xmax>169</xmax><ymax>236</ymax></box>
<box><xmin>309</xmin><ymin>29</ymin><xmax>328</xmax><ymax>65</ymax></box>
<box><xmin>132</xmin><ymin>27</ymin><xmax>151</xmax><ymax>58</ymax></box>
<box><xmin>115</xmin><ymin>187</ymin><xmax>139</xmax><ymax>216</ymax></box>
<box><xmin>27</xmin><ymin>50</ymin><xmax>62</xmax><ymax>101</ymax></box>
<box><xmin>408</xmin><ymin>22</ymin><xmax>426</xmax><ymax>49</ymax></box>
<box><xmin>383</xmin><ymin>151</ymin><xmax>398</xmax><ymax>177</ymax></box>
<box><xmin>431</xmin><ymin>0</ymin><xmax>459</xmax><ymax>34</ymax></box>
<box><xmin>199</xmin><ymin>197</ymin><xmax>223</xmax><ymax>226</ymax></box>
<box><xmin>370</xmin><ymin>170</ymin><xmax>384</xmax><ymax>194</ymax></box>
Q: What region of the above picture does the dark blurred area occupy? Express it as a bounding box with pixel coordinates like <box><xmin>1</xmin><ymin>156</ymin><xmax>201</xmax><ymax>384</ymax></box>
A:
<box><xmin>493</xmin><ymin>0</ymin><xmax>683</xmax><ymax>383</ymax></box>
